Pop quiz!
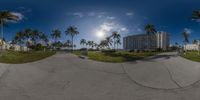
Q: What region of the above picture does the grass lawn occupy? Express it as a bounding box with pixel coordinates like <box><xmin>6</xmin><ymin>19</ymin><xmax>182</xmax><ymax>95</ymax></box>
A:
<box><xmin>0</xmin><ymin>51</ymin><xmax>56</xmax><ymax>64</ymax></box>
<box><xmin>73</xmin><ymin>51</ymin><xmax>157</xmax><ymax>63</ymax></box>
<box><xmin>181</xmin><ymin>51</ymin><xmax>200</xmax><ymax>62</ymax></box>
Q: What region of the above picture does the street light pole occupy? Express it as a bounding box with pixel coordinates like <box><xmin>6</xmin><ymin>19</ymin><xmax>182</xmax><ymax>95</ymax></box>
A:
<box><xmin>198</xmin><ymin>40</ymin><xmax>200</xmax><ymax>56</ymax></box>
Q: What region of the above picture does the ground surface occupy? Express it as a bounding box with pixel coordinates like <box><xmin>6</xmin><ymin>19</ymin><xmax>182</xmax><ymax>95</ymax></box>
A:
<box><xmin>0</xmin><ymin>52</ymin><xmax>200</xmax><ymax>100</ymax></box>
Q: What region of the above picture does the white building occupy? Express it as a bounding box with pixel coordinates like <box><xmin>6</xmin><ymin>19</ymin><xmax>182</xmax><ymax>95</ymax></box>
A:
<box><xmin>123</xmin><ymin>31</ymin><xmax>170</xmax><ymax>51</ymax></box>
<box><xmin>0</xmin><ymin>39</ymin><xmax>29</xmax><ymax>51</ymax></box>
<box><xmin>184</xmin><ymin>44</ymin><xmax>199</xmax><ymax>51</ymax></box>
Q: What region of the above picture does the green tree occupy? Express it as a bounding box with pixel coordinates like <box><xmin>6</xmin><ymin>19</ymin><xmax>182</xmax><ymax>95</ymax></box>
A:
<box><xmin>192</xmin><ymin>10</ymin><xmax>200</xmax><ymax>55</ymax></box>
<box><xmin>51</xmin><ymin>29</ymin><xmax>61</xmax><ymax>43</ymax></box>
<box><xmin>116</xmin><ymin>39</ymin><xmax>121</xmax><ymax>50</ymax></box>
<box><xmin>145</xmin><ymin>24</ymin><xmax>157</xmax><ymax>50</ymax></box>
<box><xmin>80</xmin><ymin>39</ymin><xmax>86</xmax><ymax>48</ymax></box>
<box><xmin>182</xmin><ymin>31</ymin><xmax>190</xmax><ymax>54</ymax></box>
<box><xmin>111</xmin><ymin>31</ymin><xmax>121</xmax><ymax>50</ymax></box>
<box><xmin>105</xmin><ymin>37</ymin><xmax>113</xmax><ymax>49</ymax></box>
<box><xmin>0</xmin><ymin>11</ymin><xmax>20</xmax><ymax>40</ymax></box>
<box><xmin>65</xmin><ymin>26</ymin><xmax>79</xmax><ymax>51</ymax></box>
<box><xmin>51</xmin><ymin>29</ymin><xmax>61</xmax><ymax>49</ymax></box>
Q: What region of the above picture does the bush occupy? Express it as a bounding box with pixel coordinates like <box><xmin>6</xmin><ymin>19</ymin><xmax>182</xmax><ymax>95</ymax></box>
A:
<box><xmin>80</xmin><ymin>48</ymin><xmax>87</xmax><ymax>51</ymax></box>
<box><xmin>101</xmin><ymin>50</ymin><xmax>116</xmax><ymax>54</ymax></box>
<box><xmin>28</xmin><ymin>43</ymin><xmax>45</xmax><ymax>51</ymax></box>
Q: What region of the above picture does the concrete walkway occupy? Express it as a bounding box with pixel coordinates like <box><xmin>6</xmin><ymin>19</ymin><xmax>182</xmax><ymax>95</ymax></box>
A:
<box><xmin>0</xmin><ymin>52</ymin><xmax>199</xmax><ymax>100</ymax></box>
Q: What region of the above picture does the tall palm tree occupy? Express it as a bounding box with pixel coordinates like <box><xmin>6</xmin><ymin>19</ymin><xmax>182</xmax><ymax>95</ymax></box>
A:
<box><xmin>99</xmin><ymin>40</ymin><xmax>108</xmax><ymax>49</ymax></box>
<box><xmin>193</xmin><ymin>39</ymin><xmax>198</xmax><ymax>44</ymax></box>
<box><xmin>40</xmin><ymin>34</ymin><xmax>49</xmax><ymax>46</ymax></box>
<box><xmin>116</xmin><ymin>39</ymin><xmax>121</xmax><ymax>50</ymax></box>
<box><xmin>80</xmin><ymin>39</ymin><xmax>86</xmax><ymax>48</ymax></box>
<box><xmin>192</xmin><ymin>10</ymin><xmax>200</xmax><ymax>55</ymax></box>
<box><xmin>112</xmin><ymin>31</ymin><xmax>121</xmax><ymax>50</ymax></box>
<box><xmin>65</xmin><ymin>26</ymin><xmax>79</xmax><ymax>51</ymax></box>
<box><xmin>106</xmin><ymin>37</ymin><xmax>113</xmax><ymax>49</ymax></box>
<box><xmin>0</xmin><ymin>11</ymin><xmax>20</xmax><ymax>40</ymax></box>
<box><xmin>51</xmin><ymin>29</ymin><xmax>61</xmax><ymax>49</ymax></box>
<box><xmin>87</xmin><ymin>41</ymin><xmax>93</xmax><ymax>49</ymax></box>
<box><xmin>145</xmin><ymin>24</ymin><xmax>157</xmax><ymax>50</ymax></box>
<box><xmin>182</xmin><ymin>31</ymin><xmax>189</xmax><ymax>54</ymax></box>
<box><xmin>14</xmin><ymin>31</ymin><xmax>25</xmax><ymax>50</ymax></box>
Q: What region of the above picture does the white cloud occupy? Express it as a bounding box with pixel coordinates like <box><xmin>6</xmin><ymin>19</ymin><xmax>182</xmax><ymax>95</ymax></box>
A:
<box><xmin>98</xmin><ymin>15</ymin><xmax>103</xmax><ymax>18</ymax></box>
<box><xmin>137</xmin><ymin>28</ymin><xmax>143</xmax><ymax>32</ymax></box>
<box><xmin>10</xmin><ymin>12</ymin><xmax>24</xmax><ymax>21</ymax></box>
<box><xmin>184</xmin><ymin>28</ymin><xmax>192</xmax><ymax>34</ymax></box>
<box><xmin>68</xmin><ymin>12</ymin><xmax>84</xmax><ymax>18</ymax></box>
<box><xmin>88</xmin><ymin>12</ymin><xmax>95</xmax><ymax>16</ymax></box>
<box><xmin>121</xmin><ymin>27</ymin><xmax>128</xmax><ymax>31</ymax></box>
<box><xmin>96</xmin><ymin>21</ymin><xmax>128</xmax><ymax>38</ymax></box>
<box><xmin>106</xmin><ymin>16</ymin><xmax>115</xmax><ymax>20</ymax></box>
<box><xmin>126</xmin><ymin>12</ymin><xmax>134</xmax><ymax>16</ymax></box>
<box><xmin>16</xmin><ymin>7</ymin><xmax>32</xmax><ymax>13</ymax></box>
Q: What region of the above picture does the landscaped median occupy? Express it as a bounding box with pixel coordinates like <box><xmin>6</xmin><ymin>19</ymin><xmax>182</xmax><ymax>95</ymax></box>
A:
<box><xmin>0</xmin><ymin>51</ymin><xmax>56</xmax><ymax>64</ymax></box>
<box><xmin>181</xmin><ymin>51</ymin><xmax>200</xmax><ymax>62</ymax></box>
<box><xmin>73</xmin><ymin>50</ymin><xmax>158</xmax><ymax>63</ymax></box>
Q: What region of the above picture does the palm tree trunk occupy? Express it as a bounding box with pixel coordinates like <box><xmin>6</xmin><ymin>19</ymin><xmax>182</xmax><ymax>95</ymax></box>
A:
<box><xmin>1</xmin><ymin>19</ymin><xmax>3</xmax><ymax>40</ymax></box>
<box><xmin>0</xmin><ymin>19</ymin><xmax>4</xmax><ymax>51</ymax></box>
<box><xmin>72</xmin><ymin>36</ymin><xmax>74</xmax><ymax>52</ymax></box>
<box><xmin>114</xmin><ymin>38</ymin><xmax>116</xmax><ymax>50</ymax></box>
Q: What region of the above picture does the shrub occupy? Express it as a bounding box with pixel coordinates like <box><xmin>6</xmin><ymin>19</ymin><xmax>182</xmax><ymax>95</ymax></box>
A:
<box><xmin>101</xmin><ymin>50</ymin><xmax>116</xmax><ymax>54</ymax></box>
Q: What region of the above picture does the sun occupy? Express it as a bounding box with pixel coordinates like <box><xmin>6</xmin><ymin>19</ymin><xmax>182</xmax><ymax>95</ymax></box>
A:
<box><xmin>96</xmin><ymin>30</ymin><xmax>105</xmax><ymax>38</ymax></box>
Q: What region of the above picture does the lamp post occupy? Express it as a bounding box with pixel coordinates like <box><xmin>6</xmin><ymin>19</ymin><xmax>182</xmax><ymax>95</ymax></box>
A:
<box><xmin>198</xmin><ymin>40</ymin><xmax>200</xmax><ymax>56</ymax></box>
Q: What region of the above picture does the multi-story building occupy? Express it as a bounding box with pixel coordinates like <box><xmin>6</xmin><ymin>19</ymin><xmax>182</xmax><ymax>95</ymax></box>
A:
<box><xmin>184</xmin><ymin>44</ymin><xmax>199</xmax><ymax>51</ymax></box>
<box><xmin>123</xmin><ymin>31</ymin><xmax>170</xmax><ymax>51</ymax></box>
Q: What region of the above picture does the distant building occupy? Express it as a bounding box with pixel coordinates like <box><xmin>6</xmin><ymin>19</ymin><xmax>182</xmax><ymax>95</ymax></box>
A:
<box><xmin>123</xmin><ymin>31</ymin><xmax>170</xmax><ymax>51</ymax></box>
<box><xmin>184</xmin><ymin>44</ymin><xmax>199</xmax><ymax>51</ymax></box>
<box><xmin>0</xmin><ymin>39</ymin><xmax>29</xmax><ymax>51</ymax></box>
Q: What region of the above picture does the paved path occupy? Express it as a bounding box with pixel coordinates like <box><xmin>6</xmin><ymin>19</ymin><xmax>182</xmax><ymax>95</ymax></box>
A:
<box><xmin>0</xmin><ymin>52</ymin><xmax>200</xmax><ymax>100</ymax></box>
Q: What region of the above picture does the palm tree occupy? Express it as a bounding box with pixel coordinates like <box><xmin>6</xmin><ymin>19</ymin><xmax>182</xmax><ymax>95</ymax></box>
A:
<box><xmin>182</xmin><ymin>31</ymin><xmax>189</xmax><ymax>54</ymax></box>
<box><xmin>51</xmin><ymin>29</ymin><xmax>61</xmax><ymax>49</ymax></box>
<box><xmin>105</xmin><ymin>37</ymin><xmax>113</xmax><ymax>49</ymax></box>
<box><xmin>99</xmin><ymin>40</ymin><xmax>108</xmax><ymax>49</ymax></box>
<box><xmin>112</xmin><ymin>31</ymin><xmax>121</xmax><ymax>50</ymax></box>
<box><xmin>93</xmin><ymin>43</ymin><xmax>98</xmax><ymax>49</ymax></box>
<box><xmin>80</xmin><ymin>39</ymin><xmax>86</xmax><ymax>48</ymax></box>
<box><xmin>0</xmin><ymin>11</ymin><xmax>20</xmax><ymax>40</ymax></box>
<box><xmin>87</xmin><ymin>41</ymin><xmax>93</xmax><ymax>49</ymax></box>
<box><xmin>193</xmin><ymin>39</ymin><xmax>198</xmax><ymax>44</ymax></box>
<box><xmin>65</xmin><ymin>26</ymin><xmax>79</xmax><ymax>51</ymax></box>
<box><xmin>116</xmin><ymin>39</ymin><xmax>121</xmax><ymax>50</ymax></box>
<box><xmin>51</xmin><ymin>29</ymin><xmax>61</xmax><ymax>43</ymax></box>
<box><xmin>14</xmin><ymin>31</ymin><xmax>25</xmax><ymax>50</ymax></box>
<box><xmin>40</xmin><ymin>34</ymin><xmax>49</xmax><ymax>46</ymax></box>
<box><xmin>192</xmin><ymin>10</ymin><xmax>200</xmax><ymax>55</ymax></box>
<box><xmin>145</xmin><ymin>24</ymin><xmax>157</xmax><ymax>50</ymax></box>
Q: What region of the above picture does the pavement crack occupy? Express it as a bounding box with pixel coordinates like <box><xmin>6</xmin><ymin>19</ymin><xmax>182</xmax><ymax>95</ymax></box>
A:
<box><xmin>162</xmin><ymin>63</ymin><xmax>182</xmax><ymax>88</ymax></box>
<box><xmin>120</xmin><ymin>63</ymin><xmax>181</xmax><ymax>90</ymax></box>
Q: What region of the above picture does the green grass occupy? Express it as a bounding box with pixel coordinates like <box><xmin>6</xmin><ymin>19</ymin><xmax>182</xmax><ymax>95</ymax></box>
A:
<box><xmin>182</xmin><ymin>51</ymin><xmax>200</xmax><ymax>62</ymax></box>
<box><xmin>73</xmin><ymin>51</ymin><xmax>157</xmax><ymax>63</ymax></box>
<box><xmin>0</xmin><ymin>51</ymin><xmax>56</xmax><ymax>64</ymax></box>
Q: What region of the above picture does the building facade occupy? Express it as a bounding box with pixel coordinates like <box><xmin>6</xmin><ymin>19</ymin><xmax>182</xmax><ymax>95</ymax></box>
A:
<box><xmin>184</xmin><ymin>44</ymin><xmax>199</xmax><ymax>51</ymax></box>
<box><xmin>123</xmin><ymin>32</ymin><xmax>170</xmax><ymax>51</ymax></box>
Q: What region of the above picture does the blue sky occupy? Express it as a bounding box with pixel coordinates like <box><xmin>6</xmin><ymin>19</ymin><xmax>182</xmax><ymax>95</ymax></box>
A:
<box><xmin>0</xmin><ymin>0</ymin><xmax>200</xmax><ymax>48</ymax></box>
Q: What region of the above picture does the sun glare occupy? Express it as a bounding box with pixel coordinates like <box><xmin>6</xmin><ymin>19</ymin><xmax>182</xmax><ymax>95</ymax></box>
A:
<box><xmin>96</xmin><ymin>30</ymin><xmax>105</xmax><ymax>38</ymax></box>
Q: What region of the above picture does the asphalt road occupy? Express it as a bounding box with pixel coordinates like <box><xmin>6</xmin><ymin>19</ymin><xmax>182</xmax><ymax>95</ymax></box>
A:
<box><xmin>0</xmin><ymin>52</ymin><xmax>200</xmax><ymax>100</ymax></box>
